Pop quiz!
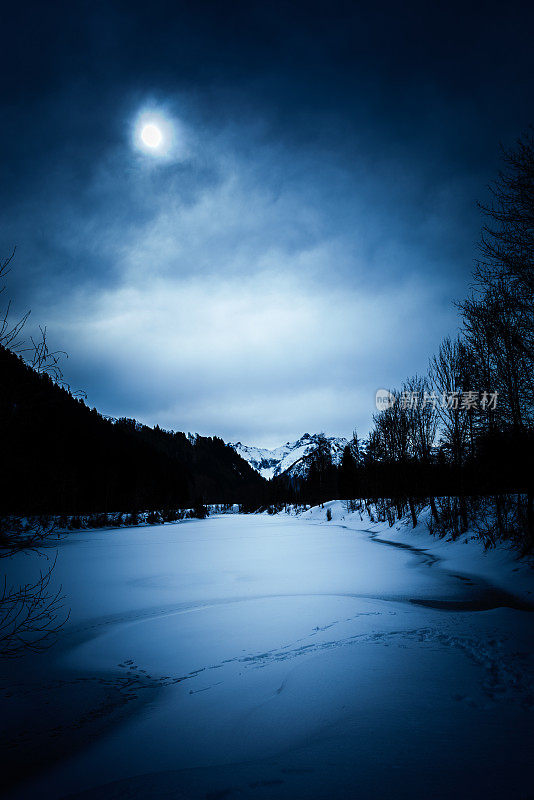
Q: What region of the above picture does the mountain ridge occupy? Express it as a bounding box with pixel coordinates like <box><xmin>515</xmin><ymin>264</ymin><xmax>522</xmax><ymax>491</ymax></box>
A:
<box><xmin>230</xmin><ymin>433</ymin><xmax>349</xmax><ymax>480</ymax></box>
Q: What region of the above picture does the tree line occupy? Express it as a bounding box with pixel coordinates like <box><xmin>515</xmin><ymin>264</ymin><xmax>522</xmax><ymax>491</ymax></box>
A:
<box><xmin>271</xmin><ymin>132</ymin><xmax>534</xmax><ymax>551</ymax></box>
<box><xmin>0</xmin><ymin>343</ymin><xmax>267</xmax><ymax>518</ymax></box>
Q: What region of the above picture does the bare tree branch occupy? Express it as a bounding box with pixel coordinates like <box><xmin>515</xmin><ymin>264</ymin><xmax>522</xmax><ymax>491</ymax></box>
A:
<box><xmin>0</xmin><ymin>554</ymin><xmax>69</xmax><ymax>658</ymax></box>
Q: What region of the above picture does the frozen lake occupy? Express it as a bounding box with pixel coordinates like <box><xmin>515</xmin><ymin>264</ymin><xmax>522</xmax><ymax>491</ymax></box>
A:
<box><xmin>2</xmin><ymin>513</ymin><xmax>533</xmax><ymax>799</ymax></box>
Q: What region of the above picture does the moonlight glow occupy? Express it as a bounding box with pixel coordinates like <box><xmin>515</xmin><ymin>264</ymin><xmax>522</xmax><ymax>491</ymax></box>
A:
<box><xmin>141</xmin><ymin>123</ymin><xmax>162</xmax><ymax>148</ymax></box>
<box><xmin>133</xmin><ymin>110</ymin><xmax>178</xmax><ymax>158</ymax></box>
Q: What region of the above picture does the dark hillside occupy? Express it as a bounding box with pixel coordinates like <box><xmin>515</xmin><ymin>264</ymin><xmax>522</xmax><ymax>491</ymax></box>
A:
<box><xmin>0</xmin><ymin>345</ymin><xmax>266</xmax><ymax>514</ymax></box>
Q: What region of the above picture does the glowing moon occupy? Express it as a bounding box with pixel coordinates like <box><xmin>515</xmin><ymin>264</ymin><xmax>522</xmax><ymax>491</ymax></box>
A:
<box><xmin>133</xmin><ymin>109</ymin><xmax>185</xmax><ymax>160</ymax></box>
<box><xmin>141</xmin><ymin>123</ymin><xmax>162</xmax><ymax>148</ymax></box>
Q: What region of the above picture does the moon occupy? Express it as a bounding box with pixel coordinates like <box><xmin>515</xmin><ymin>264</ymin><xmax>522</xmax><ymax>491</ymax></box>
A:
<box><xmin>141</xmin><ymin>123</ymin><xmax>162</xmax><ymax>149</ymax></box>
<box><xmin>133</xmin><ymin>109</ymin><xmax>184</xmax><ymax>160</ymax></box>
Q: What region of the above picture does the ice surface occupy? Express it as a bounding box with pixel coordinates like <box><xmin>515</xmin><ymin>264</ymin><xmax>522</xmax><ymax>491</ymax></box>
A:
<box><xmin>2</xmin><ymin>511</ymin><xmax>533</xmax><ymax>799</ymax></box>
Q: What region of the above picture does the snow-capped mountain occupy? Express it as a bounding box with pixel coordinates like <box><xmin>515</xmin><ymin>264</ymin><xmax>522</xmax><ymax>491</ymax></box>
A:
<box><xmin>230</xmin><ymin>433</ymin><xmax>349</xmax><ymax>481</ymax></box>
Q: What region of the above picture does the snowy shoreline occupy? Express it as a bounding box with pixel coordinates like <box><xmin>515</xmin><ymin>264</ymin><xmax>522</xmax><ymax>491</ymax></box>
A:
<box><xmin>289</xmin><ymin>500</ymin><xmax>534</xmax><ymax>605</ymax></box>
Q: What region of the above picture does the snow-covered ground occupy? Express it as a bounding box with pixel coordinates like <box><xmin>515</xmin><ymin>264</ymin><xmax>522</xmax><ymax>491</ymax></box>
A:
<box><xmin>1</xmin><ymin>509</ymin><xmax>533</xmax><ymax>799</ymax></box>
<box><xmin>298</xmin><ymin>500</ymin><xmax>534</xmax><ymax>604</ymax></box>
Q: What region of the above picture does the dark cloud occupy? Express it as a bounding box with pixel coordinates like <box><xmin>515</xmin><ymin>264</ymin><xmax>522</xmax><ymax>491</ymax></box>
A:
<box><xmin>2</xmin><ymin>1</ymin><xmax>533</xmax><ymax>445</ymax></box>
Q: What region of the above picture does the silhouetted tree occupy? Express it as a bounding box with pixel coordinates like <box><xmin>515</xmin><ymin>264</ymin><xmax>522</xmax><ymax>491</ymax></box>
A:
<box><xmin>429</xmin><ymin>337</ymin><xmax>471</xmax><ymax>467</ymax></box>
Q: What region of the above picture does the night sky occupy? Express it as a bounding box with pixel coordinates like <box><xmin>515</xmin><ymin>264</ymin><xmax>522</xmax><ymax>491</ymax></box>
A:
<box><xmin>2</xmin><ymin>0</ymin><xmax>533</xmax><ymax>447</ymax></box>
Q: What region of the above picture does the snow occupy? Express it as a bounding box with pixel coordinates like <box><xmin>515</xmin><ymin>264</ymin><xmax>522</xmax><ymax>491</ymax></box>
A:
<box><xmin>231</xmin><ymin>433</ymin><xmax>348</xmax><ymax>479</ymax></box>
<box><xmin>2</xmin><ymin>510</ymin><xmax>533</xmax><ymax>799</ymax></box>
<box><xmin>298</xmin><ymin>500</ymin><xmax>534</xmax><ymax>604</ymax></box>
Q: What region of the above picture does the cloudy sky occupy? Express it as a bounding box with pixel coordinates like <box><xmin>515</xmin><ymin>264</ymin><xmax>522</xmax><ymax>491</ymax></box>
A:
<box><xmin>2</xmin><ymin>1</ymin><xmax>533</xmax><ymax>447</ymax></box>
